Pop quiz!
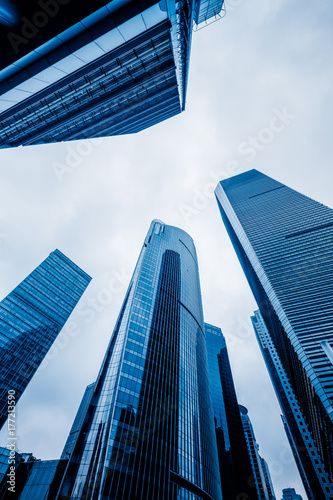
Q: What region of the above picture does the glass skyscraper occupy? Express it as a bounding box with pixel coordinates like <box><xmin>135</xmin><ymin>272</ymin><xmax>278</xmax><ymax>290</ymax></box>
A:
<box><xmin>0</xmin><ymin>249</ymin><xmax>91</xmax><ymax>430</ymax></box>
<box><xmin>239</xmin><ymin>405</ymin><xmax>276</xmax><ymax>500</ymax></box>
<box><xmin>261</xmin><ymin>457</ymin><xmax>276</xmax><ymax>500</ymax></box>
<box><xmin>204</xmin><ymin>324</ymin><xmax>234</xmax><ymax>499</ymax></box>
<box><xmin>17</xmin><ymin>459</ymin><xmax>68</xmax><ymax>500</ymax></box>
<box><xmin>252</xmin><ymin>310</ymin><xmax>331</xmax><ymax>500</ymax></box>
<box><xmin>205</xmin><ymin>323</ymin><xmax>267</xmax><ymax>500</ymax></box>
<box><xmin>215</xmin><ymin>170</ymin><xmax>333</xmax><ymax>500</ymax></box>
<box><xmin>281</xmin><ymin>487</ymin><xmax>303</xmax><ymax>500</ymax></box>
<box><xmin>56</xmin><ymin>220</ymin><xmax>222</xmax><ymax>500</ymax></box>
<box><xmin>0</xmin><ymin>447</ymin><xmax>36</xmax><ymax>499</ymax></box>
<box><xmin>60</xmin><ymin>382</ymin><xmax>96</xmax><ymax>462</ymax></box>
<box><xmin>0</xmin><ymin>0</ymin><xmax>224</xmax><ymax>148</ymax></box>
<box><xmin>0</xmin><ymin>446</ymin><xmax>67</xmax><ymax>499</ymax></box>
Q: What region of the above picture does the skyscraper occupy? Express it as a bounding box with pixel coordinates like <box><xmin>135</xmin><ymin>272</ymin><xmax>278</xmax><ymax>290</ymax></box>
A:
<box><xmin>281</xmin><ymin>487</ymin><xmax>303</xmax><ymax>500</ymax></box>
<box><xmin>0</xmin><ymin>249</ymin><xmax>91</xmax><ymax>429</ymax></box>
<box><xmin>252</xmin><ymin>309</ymin><xmax>329</xmax><ymax>500</ymax></box>
<box><xmin>56</xmin><ymin>220</ymin><xmax>222</xmax><ymax>500</ymax></box>
<box><xmin>205</xmin><ymin>323</ymin><xmax>261</xmax><ymax>500</ymax></box>
<box><xmin>215</xmin><ymin>170</ymin><xmax>333</xmax><ymax>500</ymax></box>
<box><xmin>0</xmin><ymin>0</ymin><xmax>225</xmax><ymax>148</ymax></box>
<box><xmin>261</xmin><ymin>457</ymin><xmax>276</xmax><ymax>500</ymax></box>
<box><xmin>0</xmin><ymin>447</ymin><xmax>36</xmax><ymax>499</ymax></box>
<box><xmin>239</xmin><ymin>405</ymin><xmax>276</xmax><ymax>500</ymax></box>
<box><xmin>15</xmin><ymin>459</ymin><xmax>68</xmax><ymax>500</ymax></box>
<box><xmin>204</xmin><ymin>323</ymin><xmax>235</xmax><ymax>499</ymax></box>
<box><xmin>60</xmin><ymin>382</ymin><xmax>96</xmax><ymax>461</ymax></box>
<box><xmin>0</xmin><ymin>446</ymin><xmax>68</xmax><ymax>499</ymax></box>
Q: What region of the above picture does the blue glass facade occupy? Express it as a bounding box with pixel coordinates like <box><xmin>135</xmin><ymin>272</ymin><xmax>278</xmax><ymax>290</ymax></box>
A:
<box><xmin>261</xmin><ymin>457</ymin><xmax>276</xmax><ymax>500</ymax></box>
<box><xmin>215</xmin><ymin>170</ymin><xmax>333</xmax><ymax>500</ymax></box>
<box><xmin>0</xmin><ymin>0</ymin><xmax>224</xmax><ymax>148</ymax></box>
<box><xmin>204</xmin><ymin>324</ymin><xmax>230</xmax><ymax>448</ymax></box>
<box><xmin>56</xmin><ymin>220</ymin><xmax>222</xmax><ymax>500</ymax></box>
<box><xmin>252</xmin><ymin>310</ymin><xmax>332</xmax><ymax>500</ymax></box>
<box><xmin>0</xmin><ymin>448</ymin><xmax>10</xmax><ymax>487</ymax></box>
<box><xmin>18</xmin><ymin>459</ymin><xmax>68</xmax><ymax>500</ymax></box>
<box><xmin>204</xmin><ymin>324</ymin><xmax>234</xmax><ymax>499</ymax></box>
<box><xmin>0</xmin><ymin>249</ymin><xmax>91</xmax><ymax>429</ymax></box>
<box><xmin>281</xmin><ymin>487</ymin><xmax>303</xmax><ymax>500</ymax></box>
<box><xmin>205</xmin><ymin>323</ymin><xmax>260</xmax><ymax>500</ymax></box>
<box><xmin>239</xmin><ymin>405</ymin><xmax>276</xmax><ymax>500</ymax></box>
<box><xmin>60</xmin><ymin>382</ymin><xmax>96</xmax><ymax>461</ymax></box>
<box><xmin>194</xmin><ymin>0</ymin><xmax>225</xmax><ymax>25</ymax></box>
<box><xmin>0</xmin><ymin>447</ymin><xmax>36</xmax><ymax>499</ymax></box>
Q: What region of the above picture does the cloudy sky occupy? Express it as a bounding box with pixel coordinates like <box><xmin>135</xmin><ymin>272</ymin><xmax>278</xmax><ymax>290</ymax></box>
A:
<box><xmin>1</xmin><ymin>1</ymin><xmax>333</xmax><ymax>498</ymax></box>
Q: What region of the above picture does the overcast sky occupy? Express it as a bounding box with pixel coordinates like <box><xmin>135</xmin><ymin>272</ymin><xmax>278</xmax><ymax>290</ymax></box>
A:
<box><xmin>1</xmin><ymin>1</ymin><xmax>333</xmax><ymax>498</ymax></box>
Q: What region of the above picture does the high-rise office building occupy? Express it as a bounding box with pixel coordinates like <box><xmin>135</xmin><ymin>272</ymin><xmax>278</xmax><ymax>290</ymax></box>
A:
<box><xmin>239</xmin><ymin>405</ymin><xmax>276</xmax><ymax>500</ymax></box>
<box><xmin>205</xmin><ymin>323</ymin><xmax>261</xmax><ymax>500</ymax></box>
<box><xmin>261</xmin><ymin>457</ymin><xmax>276</xmax><ymax>500</ymax></box>
<box><xmin>0</xmin><ymin>447</ymin><xmax>36</xmax><ymax>499</ymax></box>
<box><xmin>56</xmin><ymin>220</ymin><xmax>222</xmax><ymax>500</ymax></box>
<box><xmin>252</xmin><ymin>310</ymin><xmax>329</xmax><ymax>500</ymax></box>
<box><xmin>0</xmin><ymin>446</ymin><xmax>67</xmax><ymax>500</ymax></box>
<box><xmin>0</xmin><ymin>0</ymin><xmax>224</xmax><ymax>148</ymax></box>
<box><xmin>204</xmin><ymin>323</ymin><xmax>235</xmax><ymax>499</ymax></box>
<box><xmin>280</xmin><ymin>413</ymin><xmax>312</xmax><ymax>499</ymax></box>
<box><xmin>215</xmin><ymin>170</ymin><xmax>333</xmax><ymax>500</ymax></box>
<box><xmin>16</xmin><ymin>459</ymin><xmax>68</xmax><ymax>500</ymax></box>
<box><xmin>0</xmin><ymin>249</ymin><xmax>91</xmax><ymax>429</ymax></box>
<box><xmin>0</xmin><ymin>448</ymin><xmax>11</xmax><ymax>491</ymax></box>
<box><xmin>281</xmin><ymin>487</ymin><xmax>303</xmax><ymax>500</ymax></box>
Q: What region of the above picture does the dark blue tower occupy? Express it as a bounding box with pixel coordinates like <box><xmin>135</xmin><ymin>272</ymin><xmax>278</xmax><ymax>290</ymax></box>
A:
<box><xmin>204</xmin><ymin>323</ymin><xmax>262</xmax><ymax>500</ymax></box>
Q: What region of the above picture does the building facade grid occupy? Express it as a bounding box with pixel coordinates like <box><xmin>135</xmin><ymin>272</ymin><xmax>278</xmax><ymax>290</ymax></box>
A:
<box><xmin>215</xmin><ymin>169</ymin><xmax>333</xmax><ymax>499</ymax></box>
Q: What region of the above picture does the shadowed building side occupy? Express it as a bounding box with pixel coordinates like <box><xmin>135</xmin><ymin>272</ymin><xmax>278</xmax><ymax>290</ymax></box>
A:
<box><xmin>216</xmin><ymin>334</ymin><xmax>260</xmax><ymax>500</ymax></box>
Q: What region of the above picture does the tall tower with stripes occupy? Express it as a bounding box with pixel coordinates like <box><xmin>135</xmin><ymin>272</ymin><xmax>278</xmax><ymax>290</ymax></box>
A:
<box><xmin>215</xmin><ymin>170</ymin><xmax>333</xmax><ymax>500</ymax></box>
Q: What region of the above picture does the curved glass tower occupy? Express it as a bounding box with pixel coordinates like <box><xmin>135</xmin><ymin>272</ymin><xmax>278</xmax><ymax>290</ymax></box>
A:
<box><xmin>57</xmin><ymin>220</ymin><xmax>222</xmax><ymax>500</ymax></box>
